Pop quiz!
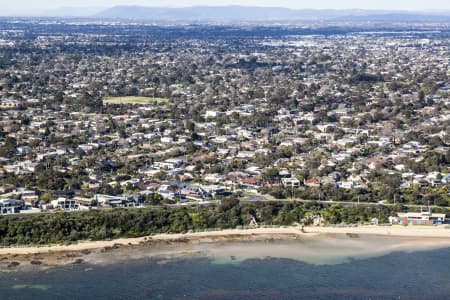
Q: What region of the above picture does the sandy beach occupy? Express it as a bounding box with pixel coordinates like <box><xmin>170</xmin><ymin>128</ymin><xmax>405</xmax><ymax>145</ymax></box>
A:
<box><xmin>0</xmin><ymin>225</ymin><xmax>450</xmax><ymax>271</ymax></box>
<box><xmin>1</xmin><ymin>225</ymin><xmax>449</xmax><ymax>256</ymax></box>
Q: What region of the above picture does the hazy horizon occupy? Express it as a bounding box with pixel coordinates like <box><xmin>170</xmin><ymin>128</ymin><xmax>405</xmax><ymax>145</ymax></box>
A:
<box><xmin>2</xmin><ymin>0</ymin><xmax>450</xmax><ymax>16</ymax></box>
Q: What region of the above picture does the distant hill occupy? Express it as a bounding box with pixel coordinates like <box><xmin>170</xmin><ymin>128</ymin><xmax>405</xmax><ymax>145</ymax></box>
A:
<box><xmin>42</xmin><ymin>7</ymin><xmax>106</xmax><ymax>17</ymax></box>
<box><xmin>37</xmin><ymin>5</ymin><xmax>450</xmax><ymax>22</ymax></box>
<box><xmin>95</xmin><ymin>6</ymin><xmax>450</xmax><ymax>22</ymax></box>
<box><xmin>95</xmin><ymin>6</ymin><xmax>320</xmax><ymax>21</ymax></box>
<box><xmin>332</xmin><ymin>13</ymin><xmax>450</xmax><ymax>22</ymax></box>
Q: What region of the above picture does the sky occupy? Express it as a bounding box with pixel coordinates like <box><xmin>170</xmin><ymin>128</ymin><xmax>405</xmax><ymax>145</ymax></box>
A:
<box><xmin>1</xmin><ymin>0</ymin><xmax>450</xmax><ymax>15</ymax></box>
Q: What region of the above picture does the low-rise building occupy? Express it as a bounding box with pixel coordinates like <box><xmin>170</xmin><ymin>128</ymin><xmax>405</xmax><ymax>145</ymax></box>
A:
<box><xmin>396</xmin><ymin>211</ymin><xmax>446</xmax><ymax>225</ymax></box>
<box><xmin>0</xmin><ymin>198</ymin><xmax>25</xmax><ymax>214</ymax></box>
<box><xmin>50</xmin><ymin>198</ymin><xmax>80</xmax><ymax>211</ymax></box>
<box><xmin>281</xmin><ymin>177</ymin><xmax>301</xmax><ymax>188</ymax></box>
<box><xmin>95</xmin><ymin>194</ymin><xmax>141</xmax><ymax>207</ymax></box>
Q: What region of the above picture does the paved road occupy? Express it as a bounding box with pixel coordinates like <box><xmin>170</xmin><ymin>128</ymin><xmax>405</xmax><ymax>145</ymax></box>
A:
<box><xmin>242</xmin><ymin>193</ymin><xmax>445</xmax><ymax>210</ymax></box>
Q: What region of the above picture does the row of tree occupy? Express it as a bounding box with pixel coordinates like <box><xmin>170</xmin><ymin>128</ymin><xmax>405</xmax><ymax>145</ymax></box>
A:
<box><xmin>0</xmin><ymin>199</ymin><xmax>414</xmax><ymax>246</ymax></box>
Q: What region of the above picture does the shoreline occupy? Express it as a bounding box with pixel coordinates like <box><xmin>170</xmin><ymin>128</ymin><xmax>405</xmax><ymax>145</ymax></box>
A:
<box><xmin>1</xmin><ymin>225</ymin><xmax>450</xmax><ymax>256</ymax></box>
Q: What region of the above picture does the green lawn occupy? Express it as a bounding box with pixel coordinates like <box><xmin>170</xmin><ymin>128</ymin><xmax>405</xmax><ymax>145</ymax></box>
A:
<box><xmin>103</xmin><ymin>96</ymin><xmax>170</xmax><ymax>105</ymax></box>
<box><xmin>239</xmin><ymin>196</ymin><xmax>250</xmax><ymax>201</ymax></box>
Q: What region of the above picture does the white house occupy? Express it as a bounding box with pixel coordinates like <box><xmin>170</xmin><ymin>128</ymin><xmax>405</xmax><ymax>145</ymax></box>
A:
<box><xmin>0</xmin><ymin>198</ymin><xmax>25</xmax><ymax>214</ymax></box>
<box><xmin>281</xmin><ymin>177</ymin><xmax>301</xmax><ymax>188</ymax></box>
<box><xmin>50</xmin><ymin>198</ymin><xmax>80</xmax><ymax>211</ymax></box>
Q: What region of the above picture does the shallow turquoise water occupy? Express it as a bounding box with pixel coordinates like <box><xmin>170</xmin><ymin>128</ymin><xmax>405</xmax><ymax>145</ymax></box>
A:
<box><xmin>1</xmin><ymin>246</ymin><xmax>450</xmax><ymax>299</ymax></box>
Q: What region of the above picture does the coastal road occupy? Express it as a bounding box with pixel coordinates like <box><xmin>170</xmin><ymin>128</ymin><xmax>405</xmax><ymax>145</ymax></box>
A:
<box><xmin>241</xmin><ymin>193</ymin><xmax>445</xmax><ymax>210</ymax></box>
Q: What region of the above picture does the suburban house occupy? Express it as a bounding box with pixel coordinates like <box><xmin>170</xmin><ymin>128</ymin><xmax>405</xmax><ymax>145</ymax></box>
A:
<box><xmin>281</xmin><ymin>177</ymin><xmax>301</xmax><ymax>188</ymax></box>
<box><xmin>95</xmin><ymin>194</ymin><xmax>141</xmax><ymax>207</ymax></box>
<box><xmin>154</xmin><ymin>158</ymin><xmax>184</xmax><ymax>170</ymax></box>
<box><xmin>0</xmin><ymin>99</ymin><xmax>22</xmax><ymax>109</ymax></box>
<box><xmin>0</xmin><ymin>198</ymin><xmax>25</xmax><ymax>214</ymax></box>
<box><xmin>50</xmin><ymin>198</ymin><xmax>80</xmax><ymax>211</ymax></box>
<box><xmin>240</xmin><ymin>177</ymin><xmax>261</xmax><ymax>188</ymax></box>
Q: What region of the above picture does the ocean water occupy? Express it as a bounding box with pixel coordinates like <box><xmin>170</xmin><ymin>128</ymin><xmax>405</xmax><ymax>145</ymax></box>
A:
<box><xmin>1</xmin><ymin>240</ymin><xmax>450</xmax><ymax>300</ymax></box>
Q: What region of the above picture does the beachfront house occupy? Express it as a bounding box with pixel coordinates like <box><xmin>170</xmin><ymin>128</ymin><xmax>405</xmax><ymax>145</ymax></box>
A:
<box><xmin>396</xmin><ymin>211</ymin><xmax>446</xmax><ymax>225</ymax></box>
